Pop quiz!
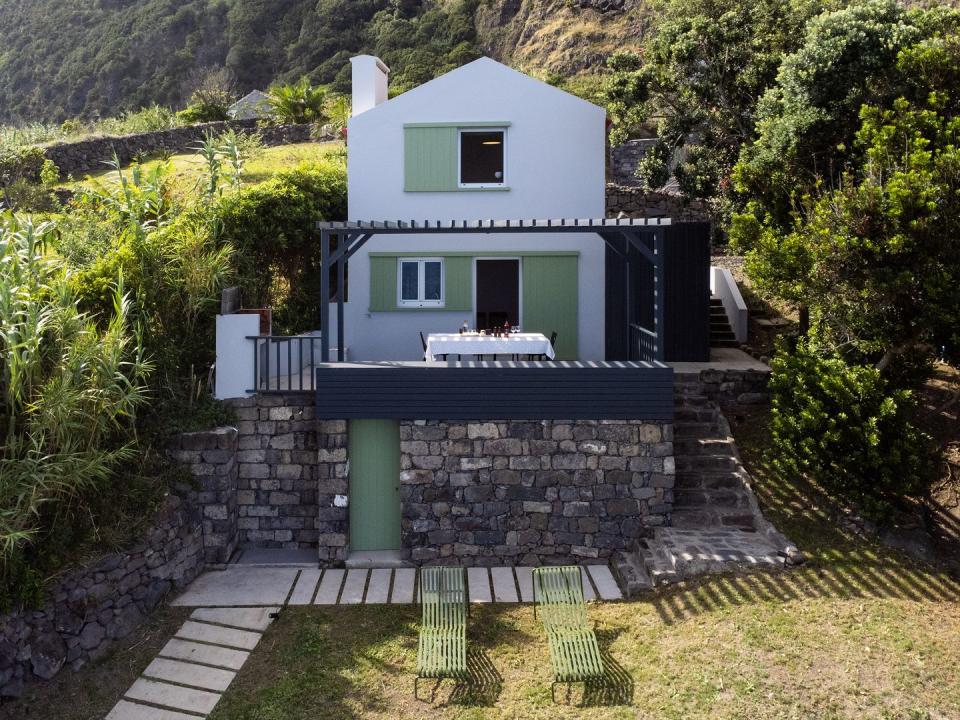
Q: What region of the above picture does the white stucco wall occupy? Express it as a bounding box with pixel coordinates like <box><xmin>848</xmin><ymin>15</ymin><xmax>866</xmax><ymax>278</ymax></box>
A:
<box><xmin>344</xmin><ymin>58</ymin><xmax>607</xmax><ymax>360</ymax></box>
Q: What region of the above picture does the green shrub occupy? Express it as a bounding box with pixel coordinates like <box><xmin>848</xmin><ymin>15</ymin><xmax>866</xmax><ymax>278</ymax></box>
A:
<box><xmin>266</xmin><ymin>78</ymin><xmax>327</xmax><ymax>124</ymax></box>
<box><xmin>0</xmin><ymin>145</ymin><xmax>47</xmax><ymax>185</ymax></box>
<box><xmin>219</xmin><ymin>161</ymin><xmax>347</xmax><ymax>333</ymax></box>
<box><xmin>768</xmin><ymin>341</ymin><xmax>934</xmax><ymax>521</ymax></box>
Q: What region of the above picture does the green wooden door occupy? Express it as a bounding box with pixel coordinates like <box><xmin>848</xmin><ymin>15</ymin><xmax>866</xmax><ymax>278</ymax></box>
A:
<box><xmin>348</xmin><ymin>419</ymin><xmax>401</xmax><ymax>551</ymax></box>
<box><xmin>523</xmin><ymin>256</ymin><xmax>579</xmax><ymax>360</ymax></box>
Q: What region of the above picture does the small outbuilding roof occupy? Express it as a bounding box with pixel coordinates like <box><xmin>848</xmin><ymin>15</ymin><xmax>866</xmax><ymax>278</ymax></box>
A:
<box><xmin>228</xmin><ymin>90</ymin><xmax>271</xmax><ymax>120</ymax></box>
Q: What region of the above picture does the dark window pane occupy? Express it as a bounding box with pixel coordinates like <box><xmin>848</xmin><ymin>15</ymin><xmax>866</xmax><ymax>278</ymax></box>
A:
<box><xmin>460</xmin><ymin>131</ymin><xmax>504</xmax><ymax>184</ymax></box>
<box><xmin>400</xmin><ymin>261</ymin><xmax>419</xmax><ymax>301</ymax></box>
<box><xmin>424</xmin><ymin>262</ymin><xmax>442</xmax><ymax>300</ymax></box>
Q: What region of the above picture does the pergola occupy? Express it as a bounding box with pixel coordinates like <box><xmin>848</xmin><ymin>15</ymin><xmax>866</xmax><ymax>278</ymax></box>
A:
<box><xmin>315</xmin><ymin>217</ymin><xmax>672</xmax><ymax>363</ymax></box>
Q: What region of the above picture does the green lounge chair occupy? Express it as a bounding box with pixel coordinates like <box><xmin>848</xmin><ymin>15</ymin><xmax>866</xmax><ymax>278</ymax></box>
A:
<box><xmin>532</xmin><ymin>566</ymin><xmax>605</xmax><ymax>701</ymax></box>
<box><xmin>415</xmin><ymin>566</ymin><xmax>468</xmax><ymax>696</ymax></box>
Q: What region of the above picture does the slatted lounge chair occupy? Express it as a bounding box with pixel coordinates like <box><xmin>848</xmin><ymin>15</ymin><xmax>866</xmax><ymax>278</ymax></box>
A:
<box><xmin>532</xmin><ymin>566</ymin><xmax>605</xmax><ymax>701</ymax></box>
<box><xmin>416</xmin><ymin>566</ymin><xmax>468</xmax><ymax>696</ymax></box>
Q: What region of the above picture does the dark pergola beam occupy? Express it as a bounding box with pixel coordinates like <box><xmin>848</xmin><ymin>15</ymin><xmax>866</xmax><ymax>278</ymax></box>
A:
<box><xmin>316</xmin><ymin>219</ymin><xmax>670</xmax><ymax>364</ymax></box>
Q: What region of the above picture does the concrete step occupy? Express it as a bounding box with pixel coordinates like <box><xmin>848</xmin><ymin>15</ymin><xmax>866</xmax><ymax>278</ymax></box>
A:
<box><xmin>676</xmin><ymin>455</ymin><xmax>739</xmax><ymax>472</ymax></box>
<box><xmin>674</xmin><ymin>488</ymin><xmax>751</xmax><ymax>509</ymax></box>
<box><xmin>672</xmin><ymin>509</ymin><xmax>756</xmax><ymax>531</ymax></box>
<box><xmin>674</xmin><ymin>408</ymin><xmax>719</xmax><ymax>423</ymax></box>
<box><xmin>672</xmin><ymin>422</ymin><xmax>721</xmax><ymax>439</ymax></box>
<box><xmin>675</xmin><ymin>472</ymin><xmax>746</xmax><ymax>490</ymax></box>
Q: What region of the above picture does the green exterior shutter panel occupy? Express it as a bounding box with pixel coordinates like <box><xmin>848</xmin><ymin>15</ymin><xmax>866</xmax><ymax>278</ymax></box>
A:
<box><xmin>404</xmin><ymin>126</ymin><xmax>457</xmax><ymax>192</ymax></box>
<box><xmin>444</xmin><ymin>256</ymin><xmax>472</xmax><ymax>312</ymax></box>
<box><xmin>522</xmin><ymin>256</ymin><xmax>579</xmax><ymax>360</ymax></box>
<box><xmin>369</xmin><ymin>256</ymin><xmax>397</xmax><ymax>311</ymax></box>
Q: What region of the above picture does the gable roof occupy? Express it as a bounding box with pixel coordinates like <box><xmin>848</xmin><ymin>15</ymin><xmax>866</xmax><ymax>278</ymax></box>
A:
<box><xmin>360</xmin><ymin>56</ymin><xmax>603</xmax><ymax>117</ymax></box>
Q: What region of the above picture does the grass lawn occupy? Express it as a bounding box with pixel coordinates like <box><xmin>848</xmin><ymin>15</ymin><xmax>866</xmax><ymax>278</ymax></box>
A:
<box><xmin>5</xmin><ymin>410</ymin><xmax>959</xmax><ymax>720</ymax></box>
<box><xmin>60</xmin><ymin>141</ymin><xmax>344</xmax><ymax>194</ymax></box>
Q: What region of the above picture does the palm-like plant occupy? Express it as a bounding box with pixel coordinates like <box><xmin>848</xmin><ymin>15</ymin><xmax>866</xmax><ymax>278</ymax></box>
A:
<box><xmin>266</xmin><ymin>78</ymin><xmax>328</xmax><ymax>125</ymax></box>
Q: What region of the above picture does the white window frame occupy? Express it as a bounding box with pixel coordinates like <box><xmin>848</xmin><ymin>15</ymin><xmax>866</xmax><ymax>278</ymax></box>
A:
<box><xmin>398</xmin><ymin>257</ymin><xmax>445</xmax><ymax>308</ymax></box>
<box><xmin>457</xmin><ymin>127</ymin><xmax>507</xmax><ymax>189</ymax></box>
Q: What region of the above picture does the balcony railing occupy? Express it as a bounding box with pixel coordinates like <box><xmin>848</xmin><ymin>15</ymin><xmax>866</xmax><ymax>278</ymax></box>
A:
<box><xmin>630</xmin><ymin>323</ymin><xmax>659</xmax><ymax>362</ymax></box>
<box><xmin>247</xmin><ymin>334</ymin><xmax>323</xmax><ymax>393</ymax></box>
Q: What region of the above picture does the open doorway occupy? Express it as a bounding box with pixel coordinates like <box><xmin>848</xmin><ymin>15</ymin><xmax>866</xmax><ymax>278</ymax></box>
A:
<box><xmin>475</xmin><ymin>259</ymin><xmax>520</xmax><ymax>331</ymax></box>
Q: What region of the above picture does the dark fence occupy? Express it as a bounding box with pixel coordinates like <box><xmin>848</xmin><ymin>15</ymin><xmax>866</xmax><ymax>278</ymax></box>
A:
<box><xmin>248</xmin><ymin>335</ymin><xmax>323</xmax><ymax>393</ymax></box>
<box><xmin>314</xmin><ymin>361</ymin><xmax>674</xmax><ymax>421</ymax></box>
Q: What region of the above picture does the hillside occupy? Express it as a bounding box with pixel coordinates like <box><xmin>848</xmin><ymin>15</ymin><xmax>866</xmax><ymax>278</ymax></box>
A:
<box><xmin>0</xmin><ymin>0</ymin><xmax>644</xmax><ymax>125</ymax></box>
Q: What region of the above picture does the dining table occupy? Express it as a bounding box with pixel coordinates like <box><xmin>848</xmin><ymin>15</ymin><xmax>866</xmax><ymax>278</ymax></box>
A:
<box><xmin>424</xmin><ymin>332</ymin><xmax>555</xmax><ymax>361</ymax></box>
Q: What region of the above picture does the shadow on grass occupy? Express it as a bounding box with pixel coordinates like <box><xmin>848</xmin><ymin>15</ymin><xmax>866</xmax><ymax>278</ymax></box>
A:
<box><xmin>642</xmin><ymin>408</ymin><xmax>960</xmax><ymax>627</ymax></box>
<box><xmin>580</xmin><ymin>627</ymin><xmax>634</xmax><ymax>707</ymax></box>
<box><xmin>417</xmin><ymin>646</ymin><xmax>504</xmax><ymax>706</ymax></box>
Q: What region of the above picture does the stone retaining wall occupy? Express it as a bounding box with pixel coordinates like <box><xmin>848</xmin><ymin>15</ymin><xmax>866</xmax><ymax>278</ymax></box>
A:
<box><xmin>674</xmin><ymin>368</ymin><xmax>771</xmax><ymax>409</ymax></box>
<box><xmin>396</xmin><ymin>419</ymin><xmax>674</xmax><ymax>565</ymax></box>
<box><xmin>0</xmin><ymin>495</ymin><xmax>203</xmax><ymax>698</ymax></box>
<box><xmin>606</xmin><ymin>183</ymin><xmax>712</xmax><ymax>224</ymax></box>
<box><xmin>227</xmin><ymin>395</ymin><xmax>324</xmax><ymax>550</ymax></box>
<box><xmin>44</xmin><ymin>120</ymin><xmax>318</xmax><ymax>179</ymax></box>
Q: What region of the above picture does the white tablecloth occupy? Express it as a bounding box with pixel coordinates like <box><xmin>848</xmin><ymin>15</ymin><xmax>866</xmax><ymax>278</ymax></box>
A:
<box><xmin>425</xmin><ymin>333</ymin><xmax>555</xmax><ymax>361</ymax></box>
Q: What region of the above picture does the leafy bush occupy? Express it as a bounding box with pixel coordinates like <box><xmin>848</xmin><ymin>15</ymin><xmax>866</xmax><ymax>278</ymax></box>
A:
<box><xmin>266</xmin><ymin>78</ymin><xmax>328</xmax><ymax>124</ymax></box>
<box><xmin>0</xmin><ymin>147</ymin><xmax>60</xmax><ymax>211</ymax></box>
<box><xmin>177</xmin><ymin>67</ymin><xmax>236</xmax><ymax>123</ymax></box>
<box><xmin>0</xmin><ymin>214</ymin><xmax>152</xmax><ymax>606</ymax></box>
<box><xmin>219</xmin><ymin>161</ymin><xmax>347</xmax><ymax>333</ymax></box>
<box><xmin>768</xmin><ymin>341</ymin><xmax>934</xmax><ymax>521</ymax></box>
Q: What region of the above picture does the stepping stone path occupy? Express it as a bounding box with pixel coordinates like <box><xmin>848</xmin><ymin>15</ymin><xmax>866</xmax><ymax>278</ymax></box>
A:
<box><xmin>105</xmin><ymin>606</ymin><xmax>279</xmax><ymax>719</ymax></box>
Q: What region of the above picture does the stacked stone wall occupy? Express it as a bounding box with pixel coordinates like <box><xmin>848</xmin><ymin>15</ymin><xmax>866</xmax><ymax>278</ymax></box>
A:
<box><xmin>44</xmin><ymin>120</ymin><xmax>323</xmax><ymax>179</ymax></box>
<box><xmin>396</xmin><ymin>419</ymin><xmax>674</xmax><ymax>565</ymax></box>
<box><xmin>674</xmin><ymin>368</ymin><xmax>771</xmax><ymax>409</ymax></box>
<box><xmin>606</xmin><ymin>183</ymin><xmax>712</xmax><ymax>224</ymax></box>
<box><xmin>0</xmin><ymin>496</ymin><xmax>203</xmax><ymax>698</ymax></box>
<box><xmin>225</xmin><ymin>396</ymin><xmax>323</xmax><ymax>550</ymax></box>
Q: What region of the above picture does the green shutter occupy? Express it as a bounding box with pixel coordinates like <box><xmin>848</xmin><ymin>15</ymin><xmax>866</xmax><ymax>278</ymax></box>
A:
<box><xmin>404</xmin><ymin>126</ymin><xmax>457</xmax><ymax>191</ymax></box>
<box><xmin>444</xmin><ymin>256</ymin><xmax>472</xmax><ymax>312</ymax></box>
<box><xmin>369</xmin><ymin>255</ymin><xmax>472</xmax><ymax>312</ymax></box>
<box><xmin>523</xmin><ymin>256</ymin><xmax>579</xmax><ymax>360</ymax></box>
<box><xmin>369</xmin><ymin>256</ymin><xmax>397</xmax><ymax>311</ymax></box>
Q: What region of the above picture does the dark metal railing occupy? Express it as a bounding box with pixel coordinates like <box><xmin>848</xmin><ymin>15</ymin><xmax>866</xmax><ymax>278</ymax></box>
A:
<box><xmin>630</xmin><ymin>324</ymin><xmax>659</xmax><ymax>362</ymax></box>
<box><xmin>247</xmin><ymin>335</ymin><xmax>323</xmax><ymax>393</ymax></box>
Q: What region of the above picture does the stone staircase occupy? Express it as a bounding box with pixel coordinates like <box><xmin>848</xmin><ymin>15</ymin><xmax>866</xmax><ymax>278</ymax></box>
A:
<box><xmin>710</xmin><ymin>296</ymin><xmax>739</xmax><ymax>348</ymax></box>
<box><xmin>614</xmin><ymin>390</ymin><xmax>798</xmax><ymax>596</ymax></box>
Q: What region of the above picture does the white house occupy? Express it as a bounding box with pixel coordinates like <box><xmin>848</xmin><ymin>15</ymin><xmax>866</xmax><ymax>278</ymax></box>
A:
<box><xmin>343</xmin><ymin>55</ymin><xmax>608</xmax><ymax>361</ymax></box>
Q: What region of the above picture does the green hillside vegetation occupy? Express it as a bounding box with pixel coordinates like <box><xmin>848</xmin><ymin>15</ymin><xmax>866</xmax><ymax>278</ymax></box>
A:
<box><xmin>0</xmin><ymin>0</ymin><xmax>483</xmax><ymax>124</ymax></box>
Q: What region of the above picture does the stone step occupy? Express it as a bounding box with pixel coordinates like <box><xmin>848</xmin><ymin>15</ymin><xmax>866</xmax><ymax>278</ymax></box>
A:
<box><xmin>672</xmin><ymin>422</ymin><xmax>721</xmax><ymax>439</ymax></box>
<box><xmin>674</xmin><ymin>408</ymin><xmax>719</xmax><ymax>423</ymax></box>
<box><xmin>675</xmin><ymin>472</ymin><xmax>745</xmax><ymax>490</ymax></box>
<box><xmin>672</xmin><ymin>508</ymin><xmax>756</xmax><ymax>530</ymax></box>
<box><xmin>674</xmin><ymin>488</ymin><xmax>751</xmax><ymax>509</ymax></box>
<box><xmin>676</xmin><ymin>455</ymin><xmax>739</xmax><ymax>472</ymax></box>
<box><xmin>674</xmin><ymin>438</ymin><xmax>735</xmax><ymax>454</ymax></box>
<box><xmin>711</xmin><ymin>340</ymin><xmax>741</xmax><ymax>348</ymax></box>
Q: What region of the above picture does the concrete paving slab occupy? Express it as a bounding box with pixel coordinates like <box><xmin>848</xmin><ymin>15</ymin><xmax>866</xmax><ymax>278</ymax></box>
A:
<box><xmin>235</xmin><ymin>548</ymin><xmax>317</xmax><ymax>565</ymax></box>
<box><xmin>159</xmin><ymin>638</ymin><xmax>249</xmax><ymax>671</ymax></box>
<box><xmin>175</xmin><ymin>620</ymin><xmax>261</xmax><ymax>650</ymax></box>
<box><xmin>172</xmin><ymin>567</ymin><xmax>298</xmax><ymax>607</ymax></box>
<box><xmin>125</xmin><ymin>678</ymin><xmax>221</xmax><ymax>715</ymax></box>
<box><xmin>491</xmin><ymin>567</ymin><xmax>519</xmax><ymax>603</ymax></box>
<box><xmin>313</xmin><ymin>569</ymin><xmax>345</xmax><ymax>605</ymax></box>
<box><xmin>143</xmin><ymin>657</ymin><xmax>236</xmax><ymax>692</ymax></box>
<box><xmin>340</xmin><ymin>569</ymin><xmax>368</xmax><ymax>604</ymax></box>
<box><xmin>288</xmin><ymin>569</ymin><xmax>322</xmax><ymax>605</ymax></box>
<box><xmin>579</xmin><ymin>567</ymin><xmax>597</xmax><ymax>601</ymax></box>
<box><xmin>514</xmin><ymin>566</ymin><xmax>534</xmax><ymax>602</ymax></box>
<box><xmin>190</xmin><ymin>607</ymin><xmax>279</xmax><ymax>632</ymax></box>
<box><xmin>467</xmin><ymin>567</ymin><xmax>492</xmax><ymax>603</ymax></box>
<box><xmin>391</xmin><ymin>568</ymin><xmax>415</xmax><ymax>604</ymax></box>
<box><xmin>105</xmin><ymin>699</ymin><xmax>200</xmax><ymax>720</ymax></box>
<box><xmin>365</xmin><ymin>569</ymin><xmax>391</xmax><ymax>604</ymax></box>
<box><xmin>587</xmin><ymin>565</ymin><xmax>623</xmax><ymax>600</ymax></box>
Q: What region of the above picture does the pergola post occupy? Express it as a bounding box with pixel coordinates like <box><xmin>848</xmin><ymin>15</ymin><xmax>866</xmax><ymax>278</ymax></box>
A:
<box><xmin>654</xmin><ymin>229</ymin><xmax>666</xmax><ymax>362</ymax></box>
<box><xmin>337</xmin><ymin>233</ymin><xmax>346</xmax><ymax>362</ymax></box>
<box><xmin>320</xmin><ymin>229</ymin><xmax>330</xmax><ymax>362</ymax></box>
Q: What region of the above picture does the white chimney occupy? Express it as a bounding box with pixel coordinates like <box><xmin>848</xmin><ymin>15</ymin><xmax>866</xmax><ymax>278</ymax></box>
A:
<box><xmin>350</xmin><ymin>55</ymin><xmax>389</xmax><ymax>116</ymax></box>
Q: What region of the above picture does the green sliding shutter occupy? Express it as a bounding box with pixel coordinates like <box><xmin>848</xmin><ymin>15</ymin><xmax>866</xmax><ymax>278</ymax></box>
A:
<box><xmin>368</xmin><ymin>255</ymin><xmax>472</xmax><ymax>312</ymax></box>
<box><xmin>523</xmin><ymin>256</ymin><xmax>579</xmax><ymax>360</ymax></box>
<box><xmin>404</xmin><ymin>126</ymin><xmax>457</xmax><ymax>192</ymax></box>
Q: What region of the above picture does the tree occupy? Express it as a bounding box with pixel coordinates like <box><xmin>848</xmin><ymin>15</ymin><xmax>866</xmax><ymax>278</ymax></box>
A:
<box><xmin>739</xmin><ymin>34</ymin><xmax>960</xmax><ymax>382</ymax></box>
<box><xmin>603</xmin><ymin>0</ymin><xmax>823</xmax><ymax>199</ymax></box>
<box><xmin>266</xmin><ymin>78</ymin><xmax>328</xmax><ymax>124</ymax></box>
<box><xmin>733</xmin><ymin>0</ymin><xmax>960</xmax><ymax>225</ymax></box>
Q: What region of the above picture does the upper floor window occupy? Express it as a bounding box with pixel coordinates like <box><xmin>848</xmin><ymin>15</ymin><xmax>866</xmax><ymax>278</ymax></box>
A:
<box><xmin>399</xmin><ymin>258</ymin><xmax>444</xmax><ymax>307</ymax></box>
<box><xmin>459</xmin><ymin>129</ymin><xmax>505</xmax><ymax>188</ymax></box>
